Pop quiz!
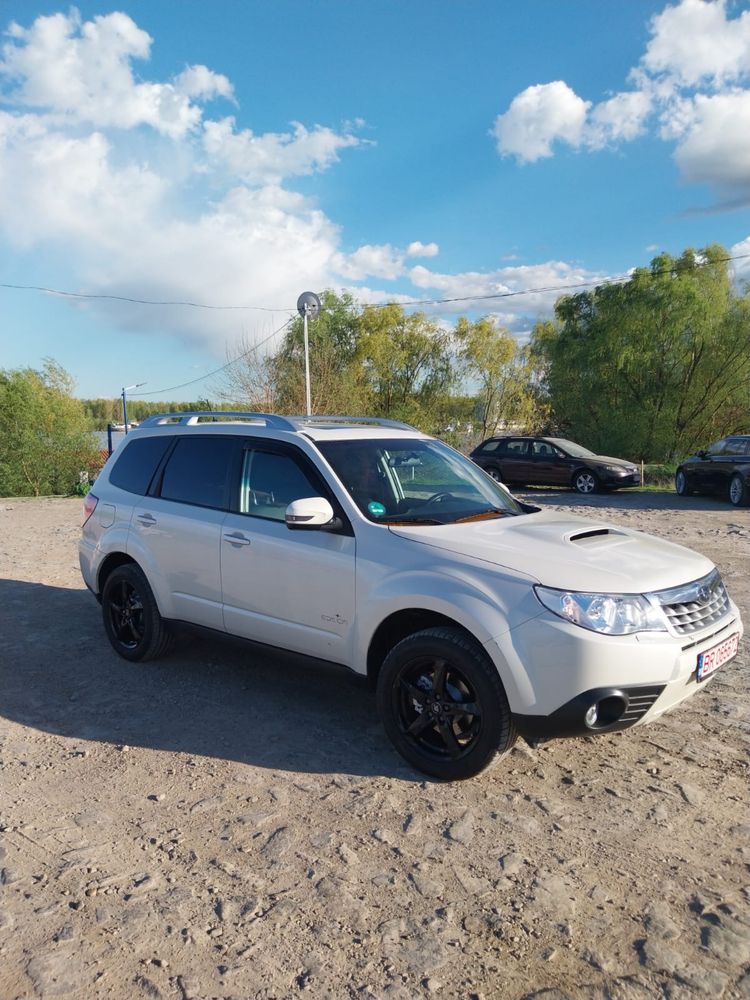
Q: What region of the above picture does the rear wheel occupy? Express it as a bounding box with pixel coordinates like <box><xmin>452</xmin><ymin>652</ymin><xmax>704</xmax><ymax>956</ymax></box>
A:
<box><xmin>376</xmin><ymin>626</ymin><xmax>516</xmax><ymax>780</ymax></box>
<box><xmin>729</xmin><ymin>473</ymin><xmax>749</xmax><ymax>507</ymax></box>
<box><xmin>488</xmin><ymin>466</ymin><xmax>502</xmax><ymax>483</ymax></box>
<box><xmin>101</xmin><ymin>564</ymin><xmax>172</xmax><ymax>662</ymax></box>
<box><xmin>573</xmin><ymin>469</ymin><xmax>599</xmax><ymax>494</ymax></box>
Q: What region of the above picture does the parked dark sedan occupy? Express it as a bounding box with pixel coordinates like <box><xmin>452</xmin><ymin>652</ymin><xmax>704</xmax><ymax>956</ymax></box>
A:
<box><xmin>675</xmin><ymin>435</ymin><xmax>750</xmax><ymax>506</ymax></box>
<box><xmin>469</xmin><ymin>436</ymin><xmax>641</xmax><ymax>494</ymax></box>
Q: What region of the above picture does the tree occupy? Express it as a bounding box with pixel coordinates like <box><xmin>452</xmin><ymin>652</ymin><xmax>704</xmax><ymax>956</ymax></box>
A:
<box><xmin>454</xmin><ymin>316</ymin><xmax>537</xmax><ymax>439</ymax></box>
<box><xmin>529</xmin><ymin>245</ymin><xmax>750</xmax><ymax>461</ymax></box>
<box><xmin>0</xmin><ymin>359</ymin><xmax>100</xmax><ymax>496</ymax></box>
<box><xmin>356</xmin><ymin>304</ymin><xmax>455</xmax><ymax>431</ymax></box>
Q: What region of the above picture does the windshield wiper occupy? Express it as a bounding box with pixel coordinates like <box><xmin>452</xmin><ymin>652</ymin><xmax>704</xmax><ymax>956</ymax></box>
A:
<box><xmin>380</xmin><ymin>514</ymin><xmax>445</xmax><ymax>525</ymax></box>
<box><xmin>452</xmin><ymin>507</ymin><xmax>515</xmax><ymax>523</ymax></box>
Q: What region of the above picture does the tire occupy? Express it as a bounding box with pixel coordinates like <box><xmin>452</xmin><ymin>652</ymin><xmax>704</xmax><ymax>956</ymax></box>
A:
<box><xmin>101</xmin><ymin>563</ymin><xmax>172</xmax><ymax>662</ymax></box>
<box><xmin>376</xmin><ymin>626</ymin><xmax>516</xmax><ymax>780</ymax></box>
<box><xmin>729</xmin><ymin>473</ymin><xmax>749</xmax><ymax>507</ymax></box>
<box><xmin>573</xmin><ymin>469</ymin><xmax>599</xmax><ymax>494</ymax></box>
<box><xmin>675</xmin><ymin>469</ymin><xmax>690</xmax><ymax>496</ymax></box>
<box><xmin>488</xmin><ymin>467</ymin><xmax>502</xmax><ymax>483</ymax></box>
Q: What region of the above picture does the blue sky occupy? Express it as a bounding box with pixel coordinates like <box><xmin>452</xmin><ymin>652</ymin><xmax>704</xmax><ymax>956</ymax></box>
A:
<box><xmin>1</xmin><ymin>0</ymin><xmax>749</xmax><ymax>401</ymax></box>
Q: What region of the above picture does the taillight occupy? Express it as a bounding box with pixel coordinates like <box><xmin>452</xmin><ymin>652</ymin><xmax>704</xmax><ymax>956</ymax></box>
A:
<box><xmin>82</xmin><ymin>492</ymin><xmax>99</xmax><ymax>526</ymax></box>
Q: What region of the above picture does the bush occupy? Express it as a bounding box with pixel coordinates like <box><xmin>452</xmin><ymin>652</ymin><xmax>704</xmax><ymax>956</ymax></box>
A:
<box><xmin>0</xmin><ymin>360</ymin><xmax>101</xmax><ymax>497</ymax></box>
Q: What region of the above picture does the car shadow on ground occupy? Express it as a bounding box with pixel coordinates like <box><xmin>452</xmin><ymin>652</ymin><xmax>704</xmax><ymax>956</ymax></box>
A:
<box><xmin>514</xmin><ymin>488</ymin><xmax>742</xmax><ymax>514</ymax></box>
<box><xmin>0</xmin><ymin>579</ymin><xmax>422</xmax><ymax>781</ymax></box>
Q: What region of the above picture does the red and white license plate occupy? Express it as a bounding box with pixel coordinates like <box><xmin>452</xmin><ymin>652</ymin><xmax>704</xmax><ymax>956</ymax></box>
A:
<box><xmin>696</xmin><ymin>633</ymin><xmax>739</xmax><ymax>681</ymax></box>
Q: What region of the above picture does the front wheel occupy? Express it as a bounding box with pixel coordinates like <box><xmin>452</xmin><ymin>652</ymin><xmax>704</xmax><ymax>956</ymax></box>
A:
<box><xmin>675</xmin><ymin>469</ymin><xmax>692</xmax><ymax>496</ymax></box>
<box><xmin>573</xmin><ymin>469</ymin><xmax>599</xmax><ymax>494</ymax></box>
<box><xmin>376</xmin><ymin>626</ymin><xmax>516</xmax><ymax>780</ymax></box>
<box><xmin>101</xmin><ymin>563</ymin><xmax>172</xmax><ymax>662</ymax></box>
<box><xmin>729</xmin><ymin>473</ymin><xmax>749</xmax><ymax>507</ymax></box>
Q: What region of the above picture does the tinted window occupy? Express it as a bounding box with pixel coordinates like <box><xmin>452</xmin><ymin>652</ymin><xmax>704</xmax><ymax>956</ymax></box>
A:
<box><xmin>480</xmin><ymin>440</ymin><xmax>501</xmax><ymax>453</ymax></box>
<box><xmin>502</xmin><ymin>440</ymin><xmax>529</xmax><ymax>457</ymax></box>
<box><xmin>532</xmin><ymin>440</ymin><xmax>560</xmax><ymax>457</ymax></box>
<box><xmin>707</xmin><ymin>439</ymin><xmax>728</xmax><ymax>456</ymax></box>
<box><xmin>725</xmin><ymin>438</ymin><xmax>749</xmax><ymax>456</ymax></box>
<box><xmin>109</xmin><ymin>436</ymin><xmax>171</xmax><ymax>495</ymax></box>
<box><xmin>240</xmin><ymin>449</ymin><xmax>322</xmax><ymax>521</ymax></box>
<box><xmin>159</xmin><ymin>437</ymin><xmax>235</xmax><ymax>509</ymax></box>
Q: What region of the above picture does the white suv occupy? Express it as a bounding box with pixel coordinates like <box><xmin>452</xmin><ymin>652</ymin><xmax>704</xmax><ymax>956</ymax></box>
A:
<box><xmin>80</xmin><ymin>413</ymin><xmax>743</xmax><ymax>780</ymax></box>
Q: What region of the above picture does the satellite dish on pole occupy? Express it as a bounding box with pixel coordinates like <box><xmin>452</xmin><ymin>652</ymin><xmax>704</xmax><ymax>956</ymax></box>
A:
<box><xmin>297</xmin><ymin>292</ymin><xmax>321</xmax><ymax>416</ymax></box>
<box><xmin>297</xmin><ymin>291</ymin><xmax>321</xmax><ymax>319</ymax></box>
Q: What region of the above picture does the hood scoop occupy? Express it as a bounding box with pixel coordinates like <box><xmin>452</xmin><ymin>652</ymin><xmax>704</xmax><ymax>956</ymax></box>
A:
<box><xmin>569</xmin><ymin>527</ymin><xmax>627</xmax><ymax>545</ymax></box>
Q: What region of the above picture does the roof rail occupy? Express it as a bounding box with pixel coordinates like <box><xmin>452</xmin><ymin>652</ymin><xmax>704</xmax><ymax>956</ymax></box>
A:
<box><xmin>292</xmin><ymin>415</ymin><xmax>419</xmax><ymax>432</ymax></box>
<box><xmin>137</xmin><ymin>411</ymin><xmax>297</xmax><ymax>430</ymax></box>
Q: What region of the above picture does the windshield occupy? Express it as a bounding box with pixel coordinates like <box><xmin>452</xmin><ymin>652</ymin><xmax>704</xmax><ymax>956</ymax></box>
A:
<box><xmin>551</xmin><ymin>438</ymin><xmax>597</xmax><ymax>459</ymax></box>
<box><xmin>318</xmin><ymin>438</ymin><xmax>523</xmax><ymax>524</ymax></box>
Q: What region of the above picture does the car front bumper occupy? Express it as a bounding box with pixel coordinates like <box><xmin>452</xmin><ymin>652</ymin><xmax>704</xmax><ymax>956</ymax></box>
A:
<box><xmin>486</xmin><ymin>602</ymin><xmax>743</xmax><ymax>743</ymax></box>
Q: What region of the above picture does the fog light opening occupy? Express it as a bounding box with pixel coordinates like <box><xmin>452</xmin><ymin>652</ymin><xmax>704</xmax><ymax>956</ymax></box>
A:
<box><xmin>584</xmin><ymin>696</ymin><xmax>627</xmax><ymax>729</ymax></box>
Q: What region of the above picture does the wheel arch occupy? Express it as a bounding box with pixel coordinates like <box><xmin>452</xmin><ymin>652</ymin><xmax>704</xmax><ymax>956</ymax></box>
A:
<box><xmin>366</xmin><ymin>610</ymin><xmax>484</xmax><ymax>687</ymax></box>
<box><xmin>97</xmin><ymin>551</ymin><xmax>137</xmax><ymax>596</ymax></box>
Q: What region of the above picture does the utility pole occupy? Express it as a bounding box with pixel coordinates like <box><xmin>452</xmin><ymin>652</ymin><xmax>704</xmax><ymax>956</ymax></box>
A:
<box><xmin>296</xmin><ymin>292</ymin><xmax>321</xmax><ymax>417</ymax></box>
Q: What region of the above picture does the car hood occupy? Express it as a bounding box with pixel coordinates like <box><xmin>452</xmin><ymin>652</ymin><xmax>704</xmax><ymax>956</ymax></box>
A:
<box><xmin>587</xmin><ymin>455</ymin><xmax>636</xmax><ymax>468</ymax></box>
<box><xmin>388</xmin><ymin>510</ymin><xmax>713</xmax><ymax>593</ymax></box>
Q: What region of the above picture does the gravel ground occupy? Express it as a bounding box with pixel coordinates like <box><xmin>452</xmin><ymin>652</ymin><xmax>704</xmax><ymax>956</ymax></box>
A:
<box><xmin>0</xmin><ymin>492</ymin><xmax>748</xmax><ymax>1000</ymax></box>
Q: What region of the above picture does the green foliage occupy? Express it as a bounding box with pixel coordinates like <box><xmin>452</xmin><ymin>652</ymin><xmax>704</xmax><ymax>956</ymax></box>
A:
<box><xmin>529</xmin><ymin>245</ymin><xmax>750</xmax><ymax>461</ymax></box>
<box><xmin>455</xmin><ymin>316</ymin><xmax>537</xmax><ymax>439</ymax></box>
<box><xmin>0</xmin><ymin>360</ymin><xmax>101</xmax><ymax>496</ymax></box>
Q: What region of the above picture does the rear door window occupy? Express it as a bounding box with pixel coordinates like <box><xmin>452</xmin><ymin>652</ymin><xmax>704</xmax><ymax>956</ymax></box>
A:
<box><xmin>109</xmin><ymin>436</ymin><xmax>172</xmax><ymax>495</ymax></box>
<box><xmin>502</xmin><ymin>439</ymin><xmax>530</xmax><ymax>457</ymax></box>
<box><xmin>159</xmin><ymin>436</ymin><xmax>236</xmax><ymax>510</ymax></box>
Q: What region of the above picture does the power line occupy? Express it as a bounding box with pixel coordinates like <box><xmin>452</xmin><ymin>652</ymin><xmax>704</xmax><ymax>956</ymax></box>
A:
<box><xmin>129</xmin><ymin>316</ymin><xmax>295</xmax><ymax>397</ymax></box>
<box><xmin>3</xmin><ymin>251</ymin><xmax>749</xmax><ymax>315</ymax></box>
<box><xmin>0</xmin><ymin>282</ymin><xmax>287</xmax><ymax>312</ymax></box>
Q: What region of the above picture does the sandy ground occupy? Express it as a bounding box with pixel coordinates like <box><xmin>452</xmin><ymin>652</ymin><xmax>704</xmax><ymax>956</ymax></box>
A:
<box><xmin>0</xmin><ymin>492</ymin><xmax>748</xmax><ymax>1000</ymax></box>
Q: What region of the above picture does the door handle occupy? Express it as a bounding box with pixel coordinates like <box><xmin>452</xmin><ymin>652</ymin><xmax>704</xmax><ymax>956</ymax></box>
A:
<box><xmin>137</xmin><ymin>513</ymin><xmax>156</xmax><ymax>525</ymax></box>
<box><xmin>223</xmin><ymin>532</ymin><xmax>251</xmax><ymax>547</ymax></box>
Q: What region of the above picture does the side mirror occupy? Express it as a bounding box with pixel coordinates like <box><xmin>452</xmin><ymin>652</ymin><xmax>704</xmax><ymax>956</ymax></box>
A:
<box><xmin>697</xmin><ymin>450</ymin><xmax>708</xmax><ymax>459</ymax></box>
<box><xmin>285</xmin><ymin>497</ymin><xmax>340</xmax><ymax>530</ymax></box>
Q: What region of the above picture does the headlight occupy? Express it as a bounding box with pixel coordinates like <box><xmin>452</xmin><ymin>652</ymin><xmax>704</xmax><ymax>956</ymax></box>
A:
<box><xmin>603</xmin><ymin>464</ymin><xmax>625</xmax><ymax>474</ymax></box>
<box><xmin>534</xmin><ymin>586</ymin><xmax>666</xmax><ymax>635</ymax></box>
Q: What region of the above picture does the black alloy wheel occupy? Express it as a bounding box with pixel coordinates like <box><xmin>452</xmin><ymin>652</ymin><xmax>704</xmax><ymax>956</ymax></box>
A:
<box><xmin>101</xmin><ymin>563</ymin><xmax>172</xmax><ymax>662</ymax></box>
<box><xmin>377</xmin><ymin>626</ymin><xmax>516</xmax><ymax>780</ymax></box>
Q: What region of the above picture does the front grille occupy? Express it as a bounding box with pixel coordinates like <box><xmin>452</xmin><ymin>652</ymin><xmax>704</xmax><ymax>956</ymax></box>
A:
<box><xmin>621</xmin><ymin>685</ymin><xmax>665</xmax><ymax>724</ymax></box>
<box><xmin>654</xmin><ymin>569</ymin><xmax>730</xmax><ymax>636</ymax></box>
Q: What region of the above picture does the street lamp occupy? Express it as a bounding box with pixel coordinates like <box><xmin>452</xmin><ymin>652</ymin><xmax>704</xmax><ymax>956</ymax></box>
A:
<box><xmin>121</xmin><ymin>382</ymin><xmax>146</xmax><ymax>433</ymax></box>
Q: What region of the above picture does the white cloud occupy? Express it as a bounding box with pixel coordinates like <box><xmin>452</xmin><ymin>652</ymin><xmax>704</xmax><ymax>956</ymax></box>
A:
<box><xmin>406</xmin><ymin>241</ymin><xmax>439</xmax><ymax>258</ymax></box>
<box><xmin>492</xmin><ymin>81</ymin><xmax>590</xmax><ymax>162</ymax></box>
<box><xmin>587</xmin><ymin>90</ymin><xmax>652</xmax><ymax>147</ymax></box>
<box><xmin>202</xmin><ymin>118</ymin><xmax>362</xmax><ymax>185</ymax></box>
<box><xmin>673</xmin><ymin>90</ymin><xmax>750</xmax><ymax>192</ymax></box>
<box><xmin>642</xmin><ymin>0</ymin><xmax>750</xmax><ymax>87</ymax></box>
<box><xmin>492</xmin><ymin>0</ymin><xmax>750</xmax><ymax>202</ymax></box>
<box><xmin>406</xmin><ymin>260</ymin><xmax>608</xmax><ymax>319</ymax></box>
<box><xmin>0</xmin><ymin>11</ymin><xmax>226</xmax><ymax>138</ymax></box>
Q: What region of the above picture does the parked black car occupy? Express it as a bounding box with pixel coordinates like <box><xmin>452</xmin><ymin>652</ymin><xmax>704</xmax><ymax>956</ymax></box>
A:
<box><xmin>675</xmin><ymin>435</ymin><xmax>750</xmax><ymax>506</ymax></box>
<box><xmin>469</xmin><ymin>436</ymin><xmax>640</xmax><ymax>494</ymax></box>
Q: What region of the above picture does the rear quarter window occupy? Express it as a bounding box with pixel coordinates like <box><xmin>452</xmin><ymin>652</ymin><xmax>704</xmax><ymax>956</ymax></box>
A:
<box><xmin>109</xmin><ymin>436</ymin><xmax>172</xmax><ymax>495</ymax></box>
